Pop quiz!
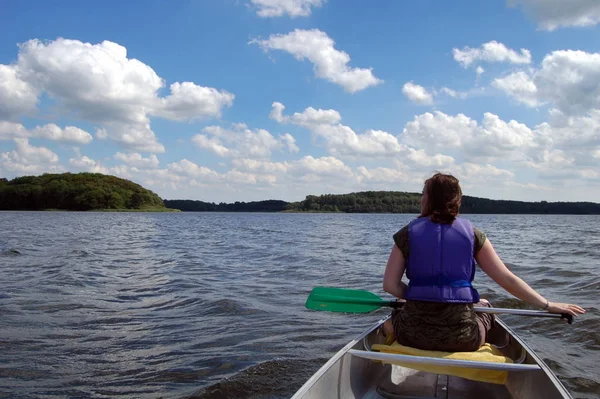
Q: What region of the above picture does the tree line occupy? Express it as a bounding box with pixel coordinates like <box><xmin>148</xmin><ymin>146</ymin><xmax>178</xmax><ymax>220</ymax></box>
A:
<box><xmin>2</xmin><ymin>173</ymin><xmax>598</xmax><ymax>214</ymax></box>
<box><xmin>163</xmin><ymin>199</ymin><xmax>288</xmax><ymax>212</ymax></box>
<box><xmin>166</xmin><ymin>191</ymin><xmax>600</xmax><ymax>214</ymax></box>
<box><xmin>0</xmin><ymin>173</ymin><xmax>166</xmax><ymax>211</ymax></box>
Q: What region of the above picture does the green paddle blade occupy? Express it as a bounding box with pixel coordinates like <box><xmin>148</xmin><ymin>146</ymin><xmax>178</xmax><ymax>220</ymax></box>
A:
<box><xmin>305</xmin><ymin>286</ymin><xmax>388</xmax><ymax>313</ymax></box>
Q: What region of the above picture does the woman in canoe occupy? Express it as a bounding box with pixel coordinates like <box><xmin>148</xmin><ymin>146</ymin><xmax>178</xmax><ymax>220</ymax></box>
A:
<box><xmin>381</xmin><ymin>172</ymin><xmax>585</xmax><ymax>352</ymax></box>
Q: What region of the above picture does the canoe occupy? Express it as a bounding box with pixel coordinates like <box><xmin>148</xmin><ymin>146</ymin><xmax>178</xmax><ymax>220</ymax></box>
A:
<box><xmin>291</xmin><ymin>315</ymin><xmax>572</xmax><ymax>399</ymax></box>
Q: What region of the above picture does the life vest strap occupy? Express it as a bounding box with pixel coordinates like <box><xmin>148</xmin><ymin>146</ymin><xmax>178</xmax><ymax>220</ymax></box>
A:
<box><xmin>408</xmin><ymin>276</ymin><xmax>473</xmax><ymax>288</ymax></box>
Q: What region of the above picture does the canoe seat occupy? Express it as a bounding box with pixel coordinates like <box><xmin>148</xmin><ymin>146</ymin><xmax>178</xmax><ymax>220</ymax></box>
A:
<box><xmin>352</xmin><ymin>342</ymin><xmax>540</xmax><ymax>385</ymax></box>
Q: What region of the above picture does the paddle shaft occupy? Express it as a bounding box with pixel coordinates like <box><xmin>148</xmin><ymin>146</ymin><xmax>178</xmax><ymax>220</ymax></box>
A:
<box><xmin>472</xmin><ymin>307</ymin><xmax>573</xmax><ymax>323</ymax></box>
<box><xmin>310</xmin><ymin>293</ymin><xmax>573</xmax><ymax>323</ymax></box>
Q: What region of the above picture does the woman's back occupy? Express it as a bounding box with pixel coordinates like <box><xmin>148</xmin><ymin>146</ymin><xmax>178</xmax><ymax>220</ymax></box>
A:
<box><xmin>381</xmin><ymin>172</ymin><xmax>584</xmax><ymax>352</ymax></box>
<box><xmin>404</xmin><ymin>216</ymin><xmax>479</xmax><ymax>304</ymax></box>
<box><xmin>390</xmin><ymin>214</ymin><xmax>490</xmax><ymax>352</ymax></box>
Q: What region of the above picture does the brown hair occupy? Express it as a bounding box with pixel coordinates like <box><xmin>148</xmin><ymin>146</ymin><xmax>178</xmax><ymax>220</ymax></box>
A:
<box><xmin>420</xmin><ymin>172</ymin><xmax>462</xmax><ymax>224</ymax></box>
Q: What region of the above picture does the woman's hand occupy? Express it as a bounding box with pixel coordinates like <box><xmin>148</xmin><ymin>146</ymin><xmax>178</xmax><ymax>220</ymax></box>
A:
<box><xmin>546</xmin><ymin>302</ymin><xmax>586</xmax><ymax>317</ymax></box>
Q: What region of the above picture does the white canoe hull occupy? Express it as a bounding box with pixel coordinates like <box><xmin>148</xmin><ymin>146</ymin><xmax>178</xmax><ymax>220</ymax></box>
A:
<box><xmin>292</xmin><ymin>316</ymin><xmax>572</xmax><ymax>399</ymax></box>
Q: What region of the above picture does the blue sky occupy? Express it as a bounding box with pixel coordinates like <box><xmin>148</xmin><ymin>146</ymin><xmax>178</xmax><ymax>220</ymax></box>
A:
<box><xmin>1</xmin><ymin>0</ymin><xmax>599</xmax><ymax>202</ymax></box>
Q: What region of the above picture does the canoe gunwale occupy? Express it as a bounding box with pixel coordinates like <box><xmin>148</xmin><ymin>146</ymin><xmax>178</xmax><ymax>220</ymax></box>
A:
<box><xmin>291</xmin><ymin>316</ymin><xmax>574</xmax><ymax>399</ymax></box>
<box><xmin>347</xmin><ymin>349</ymin><xmax>541</xmax><ymax>371</ymax></box>
<box><xmin>496</xmin><ymin>318</ymin><xmax>573</xmax><ymax>398</ymax></box>
<box><xmin>290</xmin><ymin>316</ymin><xmax>390</xmax><ymax>399</ymax></box>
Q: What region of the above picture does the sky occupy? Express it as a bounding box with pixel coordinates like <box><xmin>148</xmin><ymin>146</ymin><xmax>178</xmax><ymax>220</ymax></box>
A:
<box><xmin>1</xmin><ymin>0</ymin><xmax>600</xmax><ymax>203</ymax></box>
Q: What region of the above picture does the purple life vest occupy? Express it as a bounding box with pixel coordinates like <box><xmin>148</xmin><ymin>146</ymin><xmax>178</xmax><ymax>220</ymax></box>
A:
<box><xmin>404</xmin><ymin>216</ymin><xmax>480</xmax><ymax>303</ymax></box>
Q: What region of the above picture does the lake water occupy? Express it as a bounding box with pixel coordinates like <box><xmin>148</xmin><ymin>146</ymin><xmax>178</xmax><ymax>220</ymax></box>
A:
<box><xmin>0</xmin><ymin>212</ymin><xmax>598</xmax><ymax>398</ymax></box>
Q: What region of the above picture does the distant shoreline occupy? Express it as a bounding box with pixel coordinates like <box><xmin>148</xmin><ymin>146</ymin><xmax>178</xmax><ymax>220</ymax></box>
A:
<box><xmin>163</xmin><ymin>193</ymin><xmax>600</xmax><ymax>215</ymax></box>
<box><xmin>2</xmin><ymin>209</ymin><xmax>598</xmax><ymax>215</ymax></box>
<box><xmin>2</xmin><ymin>173</ymin><xmax>599</xmax><ymax>214</ymax></box>
<box><xmin>0</xmin><ymin>208</ymin><xmax>180</xmax><ymax>212</ymax></box>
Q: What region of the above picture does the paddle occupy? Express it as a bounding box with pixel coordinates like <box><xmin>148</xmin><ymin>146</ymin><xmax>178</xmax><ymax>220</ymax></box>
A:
<box><xmin>305</xmin><ymin>287</ymin><xmax>574</xmax><ymax>324</ymax></box>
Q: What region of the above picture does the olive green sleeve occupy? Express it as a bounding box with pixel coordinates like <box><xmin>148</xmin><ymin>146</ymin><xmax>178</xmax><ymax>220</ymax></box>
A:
<box><xmin>392</xmin><ymin>225</ymin><xmax>410</xmax><ymax>259</ymax></box>
<box><xmin>474</xmin><ymin>227</ymin><xmax>487</xmax><ymax>255</ymax></box>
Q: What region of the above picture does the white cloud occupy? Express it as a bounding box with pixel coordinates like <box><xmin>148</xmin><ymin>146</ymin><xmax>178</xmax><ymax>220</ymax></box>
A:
<box><xmin>222</xmin><ymin>169</ymin><xmax>277</xmax><ymax>185</ymax></box>
<box><xmin>12</xmin><ymin>138</ymin><xmax>59</xmax><ymax>164</ymax></box>
<box><xmin>154</xmin><ymin>82</ymin><xmax>234</xmax><ymax>121</ymax></box>
<box><xmin>405</xmin><ymin>148</ymin><xmax>455</xmax><ymax>169</ymax></box>
<box><xmin>525</xmin><ymin>148</ymin><xmax>574</xmax><ymax>173</ymax></box>
<box><xmin>536</xmin><ymin>109</ymin><xmax>600</xmax><ymax>151</ymax></box>
<box><xmin>69</xmin><ymin>156</ymin><xmax>97</xmax><ymax>169</ymax></box>
<box><xmin>476</xmin><ymin>66</ymin><xmax>485</xmax><ymax>76</ymax></box>
<box><xmin>270</xmin><ymin>101</ymin><xmax>341</xmax><ymax>126</ymax></box>
<box><xmin>401</xmin><ymin>111</ymin><xmax>476</xmax><ymax>151</ymax></box>
<box><xmin>165</xmin><ymin>159</ymin><xmax>275</xmax><ymax>186</ymax></box>
<box><xmin>291</xmin><ymin>155</ymin><xmax>353</xmax><ymax>177</ymax></box>
<box><xmin>402</xmin><ymin>82</ymin><xmax>434</xmax><ymax>105</ymax></box>
<box><xmin>68</xmin><ymin>156</ymin><xmax>141</xmax><ymax>178</ymax></box>
<box><xmin>167</xmin><ymin>159</ymin><xmax>220</xmax><ymax>180</ymax></box>
<box><xmin>142</xmin><ymin>170</ymin><xmax>186</xmax><ymax>191</ymax></box>
<box><xmin>0</xmin><ymin>121</ymin><xmax>28</xmax><ymax>140</ymax></box>
<box><xmin>439</xmin><ymin>87</ymin><xmax>468</xmax><ymax>99</ymax></box>
<box><xmin>280</xmin><ymin>133</ymin><xmax>300</xmax><ymax>153</ymax></box>
<box><xmin>1</xmin><ymin>138</ymin><xmax>62</xmax><ymax>174</ymax></box>
<box><xmin>455</xmin><ymin>163</ymin><xmax>515</xmax><ymax>182</ymax></box>
<box><xmin>191</xmin><ymin>135</ymin><xmax>231</xmax><ymax>157</ymax></box>
<box><xmin>507</xmin><ymin>181</ymin><xmax>554</xmax><ymax>192</ymax></box>
<box><xmin>401</xmin><ymin>111</ymin><xmax>537</xmax><ymax>160</ymax></box>
<box><xmin>250</xmin><ymin>29</ymin><xmax>382</xmax><ymax>93</ymax></box>
<box><xmin>579</xmin><ymin>169</ymin><xmax>600</xmax><ymax>180</ymax></box>
<box><xmin>212</xmin><ymin>155</ymin><xmax>354</xmax><ymax>188</ymax></box>
<box><xmin>95</xmin><ymin>128</ymin><xmax>109</xmax><ymax>140</ymax></box>
<box><xmin>313</xmin><ymin>125</ymin><xmax>405</xmax><ymax>157</ymax></box>
<box><xmin>31</xmin><ymin>124</ymin><xmax>93</xmax><ymax>144</ymax></box>
<box><xmin>0</xmin><ymin>122</ymin><xmax>93</xmax><ymax>144</ymax></box>
<box><xmin>508</xmin><ymin>0</ymin><xmax>600</xmax><ymax>30</ymax></box>
<box><xmin>2</xmin><ymin>38</ymin><xmax>234</xmax><ymax>153</ymax></box>
<box><xmin>494</xmin><ymin>50</ymin><xmax>600</xmax><ymax>115</ymax></box>
<box><xmin>96</xmin><ymin>122</ymin><xmax>165</xmax><ymax>153</ymax></box>
<box><xmin>193</xmin><ymin>124</ymin><xmax>298</xmax><ymax>158</ymax></box>
<box><xmin>453</xmin><ymin>40</ymin><xmax>531</xmax><ymax>68</ymax></box>
<box><xmin>402</xmin><ymin>84</ymin><xmax>477</xmax><ymax>104</ymax></box>
<box><xmin>272</xmin><ymin>102</ymin><xmax>404</xmax><ymax>157</ymax></box>
<box><xmin>224</xmin><ymin>156</ymin><xmax>358</xmax><ymax>186</ymax></box>
<box><xmin>69</xmin><ymin>155</ymin><xmax>105</xmax><ymax>172</ymax></box>
<box><xmin>492</xmin><ymin>71</ymin><xmax>539</xmax><ymax>107</ymax></box>
<box><xmin>0</xmin><ymin>65</ymin><xmax>38</xmax><ymax>120</ymax></box>
<box><xmin>269</xmin><ymin>102</ymin><xmax>287</xmax><ymax>123</ymax></box>
<box><xmin>114</xmin><ymin>152</ymin><xmax>159</xmax><ymax>168</ymax></box>
<box><xmin>534</xmin><ymin>50</ymin><xmax>600</xmax><ymax>115</ymax></box>
<box><xmin>356</xmin><ymin>165</ymin><xmax>409</xmax><ymax>184</ymax></box>
<box><xmin>250</xmin><ymin>0</ymin><xmax>325</xmax><ymax>17</ymax></box>
<box><xmin>479</xmin><ymin>113</ymin><xmax>536</xmax><ymax>155</ymax></box>
<box><xmin>232</xmin><ymin>158</ymin><xmax>288</xmax><ymax>173</ymax></box>
<box><xmin>401</xmin><ymin>107</ymin><xmax>600</xmax><ymax>185</ymax></box>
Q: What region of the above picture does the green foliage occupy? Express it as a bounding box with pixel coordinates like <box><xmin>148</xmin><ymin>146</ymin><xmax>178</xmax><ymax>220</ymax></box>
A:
<box><xmin>0</xmin><ymin>173</ymin><xmax>166</xmax><ymax>211</ymax></box>
<box><xmin>285</xmin><ymin>192</ymin><xmax>600</xmax><ymax>214</ymax></box>
<box><xmin>163</xmin><ymin>199</ymin><xmax>288</xmax><ymax>212</ymax></box>
<box><xmin>286</xmin><ymin>191</ymin><xmax>423</xmax><ymax>213</ymax></box>
<box><xmin>163</xmin><ymin>191</ymin><xmax>600</xmax><ymax>214</ymax></box>
<box><xmin>460</xmin><ymin>195</ymin><xmax>600</xmax><ymax>214</ymax></box>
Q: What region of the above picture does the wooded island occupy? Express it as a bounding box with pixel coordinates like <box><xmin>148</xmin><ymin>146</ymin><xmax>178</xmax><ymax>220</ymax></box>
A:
<box><xmin>0</xmin><ymin>173</ymin><xmax>167</xmax><ymax>211</ymax></box>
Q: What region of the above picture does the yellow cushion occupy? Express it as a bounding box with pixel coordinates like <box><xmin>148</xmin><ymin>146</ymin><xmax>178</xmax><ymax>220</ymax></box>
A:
<box><xmin>371</xmin><ymin>342</ymin><xmax>512</xmax><ymax>385</ymax></box>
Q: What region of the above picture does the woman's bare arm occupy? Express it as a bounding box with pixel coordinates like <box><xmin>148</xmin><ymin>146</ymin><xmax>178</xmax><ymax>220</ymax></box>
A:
<box><xmin>383</xmin><ymin>244</ymin><xmax>408</xmax><ymax>299</ymax></box>
<box><xmin>475</xmin><ymin>238</ymin><xmax>585</xmax><ymax>317</ymax></box>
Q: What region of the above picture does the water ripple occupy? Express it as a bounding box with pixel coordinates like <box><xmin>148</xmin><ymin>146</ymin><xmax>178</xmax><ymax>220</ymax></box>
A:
<box><xmin>0</xmin><ymin>212</ymin><xmax>598</xmax><ymax>398</ymax></box>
